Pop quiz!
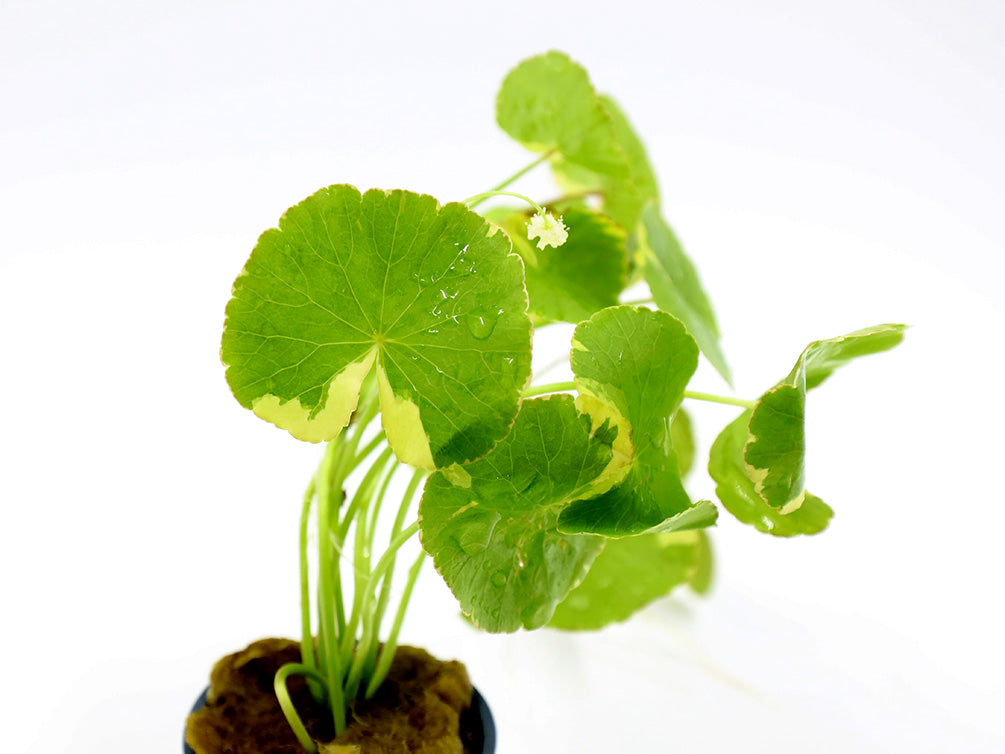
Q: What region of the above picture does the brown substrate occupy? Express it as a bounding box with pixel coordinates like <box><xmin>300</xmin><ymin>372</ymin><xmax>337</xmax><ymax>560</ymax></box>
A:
<box><xmin>186</xmin><ymin>638</ymin><xmax>478</xmax><ymax>754</ymax></box>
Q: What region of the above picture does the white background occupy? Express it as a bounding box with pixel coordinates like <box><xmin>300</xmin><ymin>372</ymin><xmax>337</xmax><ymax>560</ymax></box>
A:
<box><xmin>2</xmin><ymin>1</ymin><xmax>1003</xmax><ymax>751</ymax></box>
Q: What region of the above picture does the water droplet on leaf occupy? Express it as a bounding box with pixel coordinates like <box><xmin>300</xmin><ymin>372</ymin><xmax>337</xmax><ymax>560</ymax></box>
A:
<box><xmin>465</xmin><ymin>307</ymin><xmax>498</xmax><ymax>339</ymax></box>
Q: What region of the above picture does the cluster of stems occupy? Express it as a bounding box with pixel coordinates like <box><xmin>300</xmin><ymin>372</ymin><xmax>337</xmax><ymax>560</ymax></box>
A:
<box><xmin>273</xmin><ymin>376</ymin><xmax>427</xmax><ymax>753</ymax></box>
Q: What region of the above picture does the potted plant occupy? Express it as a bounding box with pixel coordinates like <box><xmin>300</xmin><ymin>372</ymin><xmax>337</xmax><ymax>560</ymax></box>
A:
<box><xmin>185</xmin><ymin>50</ymin><xmax>904</xmax><ymax>753</ymax></box>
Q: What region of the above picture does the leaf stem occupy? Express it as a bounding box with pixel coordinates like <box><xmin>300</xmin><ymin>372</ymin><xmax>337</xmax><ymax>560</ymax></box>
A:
<box><xmin>462</xmin><ymin>190</ymin><xmax>544</xmax><ymax>214</ymax></box>
<box><xmin>366</xmin><ymin>549</ymin><xmax>427</xmax><ymax>698</ymax></box>
<box><xmin>467</xmin><ymin>149</ymin><xmax>557</xmax><ymax>208</ymax></box>
<box><xmin>682</xmin><ymin>390</ymin><xmax>756</xmax><ymax>409</ymax></box>
<box><xmin>373</xmin><ymin>468</ymin><xmax>425</xmax><ymax>628</ymax></box>
<box><xmin>621</xmin><ymin>296</ymin><xmax>655</xmax><ymax>306</ymax></box>
<box><xmin>315</xmin><ymin>440</ymin><xmax>348</xmax><ymax>736</ymax></box>
<box><xmin>361</xmin><ymin>467</ymin><xmax>426</xmax><ymax>687</ymax></box>
<box><xmin>340</xmin><ymin>521</ymin><xmax>420</xmax><ymax>692</ymax></box>
<box><xmin>297</xmin><ymin>478</ymin><xmax>322</xmax><ymax>701</ymax></box>
<box><xmin>274</xmin><ymin>663</ymin><xmax>329</xmax><ymax>754</ymax></box>
<box><xmin>523</xmin><ymin>381</ymin><xmax>576</xmax><ymax>398</ymax></box>
<box><xmin>524</xmin><ymin>382</ymin><xmax>755</xmax><ymax>408</ymax></box>
<box><xmin>340</xmin><ymin>447</ymin><xmax>397</xmax><ymax>665</ymax></box>
<box><xmin>349</xmin><ymin>430</ymin><xmax>387</xmax><ymax>474</ymax></box>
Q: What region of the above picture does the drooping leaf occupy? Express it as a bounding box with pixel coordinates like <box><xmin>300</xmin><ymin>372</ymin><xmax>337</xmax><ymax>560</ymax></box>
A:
<box><xmin>419</xmin><ymin>395</ymin><xmax>613</xmax><ymax>632</ymax></box>
<box><xmin>501</xmin><ymin>207</ymin><xmax>627</xmax><ymax>324</ymax></box>
<box><xmin>743</xmin><ymin>382</ymin><xmax>807</xmax><ymax>511</ymax></box>
<box><xmin>637</xmin><ymin>203</ymin><xmax>731</xmax><ymax>384</ymax></box>
<box><xmin>798</xmin><ymin>323</ymin><xmax>909</xmax><ymax>390</ymax></box>
<box><xmin>496</xmin><ymin>51</ymin><xmax>628</xmax><ymax>178</ymax></box>
<box><xmin>670</xmin><ymin>407</ymin><xmax>695</xmax><ymax>478</ymax></box>
<box><xmin>221</xmin><ymin>185</ymin><xmax>532</xmax><ymax>468</ymax></box>
<box><xmin>559</xmin><ymin>306</ymin><xmax>717</xmax><ymax>536</ymax></box>
<box><xmin>548</xmin><ymin>530</ymin><xmax>704</xmax><ymax>631</ymax></box>
<box><xmin>710</xmin><ymin>411</ymin><xmax>834</xmax><ymax>537</ymax></box>
<box><xmin>743</xmin><ymin>324</ymin><xmax>908</xmax><ymax>510</ymax></box>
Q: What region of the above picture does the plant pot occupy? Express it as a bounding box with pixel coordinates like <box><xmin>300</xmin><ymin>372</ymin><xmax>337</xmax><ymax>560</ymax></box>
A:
<box><xmin>184</xmin><ymin>687</ymin><xmax>495</xmax><ymax>754</ymax></box>
<box><xmin>184</xmin><ymin>640</ymin><xmax>495</xmax><ymax>754</ymax></box>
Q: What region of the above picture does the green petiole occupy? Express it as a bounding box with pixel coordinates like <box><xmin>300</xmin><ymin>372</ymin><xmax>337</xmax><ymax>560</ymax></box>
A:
<box><xmin>523</xmin><ymin>381</ymin><xmax>576</xmax><ymax>398</ymax></box>
<box><xmin>314</xmin><ymin>439</ymin><xmax>348</xmax><ymax>736</ymax></box>
<box><xmin>298</xmin><ymin>478</ymin><xmax>322</xmax><ymax>702</ymax></box>
<box><xmin>296</xmin><ymin>415</ymin><xmax>407</xmax><ymax>742</ymax></box>
<box><xmin>465</xmin><ymin>149</ymin><xmax>557</xmax><ymax>208</ymax></box>
<box><xmin>274</xmin><ymin>662</ymin><xmax>330</xmax><ymax>754</ymax></box>
<box><xmin>522</xmin><ymin>381</ymin><xmax>756</xmax><ymax>409</ymax></box>
<box><xmin>340</xmin><ymin>447</ymin><xmax>397</xmax><ymax>666</ymax></box>
<box><xmin>360</xmin><ymin>467</ymin><xmax>427</xmax><ymax>687</ymax></box>
<box><xmin>340</xmin><ymin>520</ymin><xmax>420</xmax><ymax>668</ymax></box>
<box><xmin>365</xmin><ymin>549</ymin><xmax>427</xmax><ymax>698</ymax></box>
<box><xmin>462</xmin><ymin>189</ymin><xmax>544</xmax><ymax>214</ymax></box>
<box><xmin>682</xmin><ymin>391</ymin><xmax>757</xmax><ymax>409</ymax></box>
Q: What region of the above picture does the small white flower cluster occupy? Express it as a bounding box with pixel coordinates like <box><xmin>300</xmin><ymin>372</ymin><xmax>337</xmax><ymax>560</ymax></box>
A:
<box><xmin>526</xmin><ymin>211</ymin><xmax>569</xmax><ymax>250</ymax></box>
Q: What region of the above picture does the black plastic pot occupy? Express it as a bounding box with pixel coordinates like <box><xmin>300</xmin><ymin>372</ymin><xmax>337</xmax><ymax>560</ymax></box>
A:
<box><xmin>184</xmin><ymin>685</ymin><xmax>496</xmax><ymax>753</ymax></box>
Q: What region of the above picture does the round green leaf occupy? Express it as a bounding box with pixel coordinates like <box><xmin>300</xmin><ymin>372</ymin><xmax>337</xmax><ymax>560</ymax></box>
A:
<box><xmin>496</xmin><ymin>51</ymin><xmax>629</xmax><ymax>178</ymax></box>
<box><xmin>560</xmin><ymin>306</ymin><xmax>717</xmax><ymax>536</ymax></box>
<box><xmin>221</xmin><ymin>185</ymin><xmax>532</xmax><ymax>468</ymax></box>
<box><xmin>419</xmin><ymin>395</ymin><xmax>612</xmax><ymax>632</ymax></box>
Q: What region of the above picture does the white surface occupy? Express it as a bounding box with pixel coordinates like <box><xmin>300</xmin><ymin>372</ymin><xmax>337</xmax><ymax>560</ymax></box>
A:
<box><xmin>2</xmin><ymin>1</ymin><xmax>1003</xmax><ymax>752</ymax></box>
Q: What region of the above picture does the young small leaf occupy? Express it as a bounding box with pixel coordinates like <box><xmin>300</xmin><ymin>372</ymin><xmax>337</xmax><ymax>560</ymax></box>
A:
<box><xmin>419</xmin><ymin>395</ymin><xmax>613</xmax><ymax>633</ymax></box>
<box><xmin>637</xmin><ymin>203</ymin><xmax>731</xmax><ymax>384</ymax></box>
<box><xmin>559</xmin><ymin>306</ymin><xmax>716</xmax><ymax>536</ymax></box>
<box><xmin>496</xmin><ymin>51</ymin><xmax>628</xmax><ymax>178</ymax></box>
<box><xmin>743</xmin><ymin>324</ymin><xmax>908</xmax><ymax>510</ymax></box>
<box><xmin>548</xmin><ymin>531</ymin><xmax>704</xmax><ymax>631</ymax></box>
<box><xmin>221</xmin><ymin>185</ymin><xmax>532</xmax><ymax>468</ymax></box>
<box><xmin>501</xmin><ymin>207</ymin><xmax>627</xmax><ymax>324</ymax></box>
<box><xmin>710</xmin><ymin>412</ymin><xmax>834</xmax><ymax>537</ymax></box>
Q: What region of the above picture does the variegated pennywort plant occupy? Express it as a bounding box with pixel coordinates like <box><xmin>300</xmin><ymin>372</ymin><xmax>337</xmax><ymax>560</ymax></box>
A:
<box><xmin>218</xmin><ymin>51</ymin><xmax>905</xmax><ymax>751</ymax></box>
